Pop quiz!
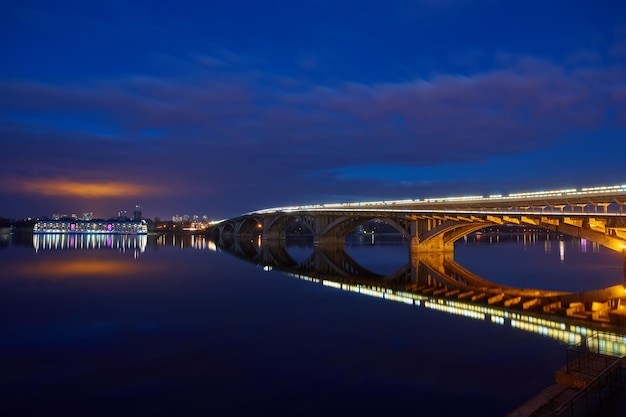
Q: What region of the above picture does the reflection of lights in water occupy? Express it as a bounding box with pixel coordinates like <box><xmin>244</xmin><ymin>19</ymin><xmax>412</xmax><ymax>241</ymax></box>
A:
<box><xmin>286</xmin><ymin>271</ymin><xmax>626</xmax><ymax>356</ymax></box>
<box><xmin>33</xmin><ymin>233</ymin><xmax>147</xmax><ymax>254</ymax></box>
<box><xmin>257</xmin><ymin>235</ymin><xmax>262</xmax><ymax>248</ymax></box>
<box><xmin>138</xmin><ymin>235</ymin><xmax>146</xmax><ymax>252</ymax></box>
<box><xmin>151</xmin><ymin>235</ymin><xmax>222</xmax><ymax>251</ymax></box>
<box><xmin>544</xmin><ymin>239</ymin><xmax>551</xmax><ymax>254</ymax></box>
<box><xmin>559</xmin><ymin>240</ymin><xmax>565</xmax><ymax>262</ymax></box>
<box><xmin>581</xmin><ymin>238</ymin><xmax>587</xmax><ymax>253</ymax></box>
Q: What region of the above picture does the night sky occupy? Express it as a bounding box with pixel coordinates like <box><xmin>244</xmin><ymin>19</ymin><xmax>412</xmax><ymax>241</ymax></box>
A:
<box><xmin>2</xmin><ymin>0</ymin><xmax>626</xmax><ymax>221</ymax></box>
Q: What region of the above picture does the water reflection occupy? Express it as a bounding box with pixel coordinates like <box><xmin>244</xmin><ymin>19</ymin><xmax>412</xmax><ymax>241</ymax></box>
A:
<box><xmin>214</xmin><ymin>236</ymin><xmax>626</xmax><ymax>357</ymax></box>
<box><xmin>155</xmin><ymin>233</ymin><xmax>216</xmax><ymax>251</ymax></box>
<box><xmin>16</xmin><ymin>231</ymin><xmax>626</xmax><ymax>355</ymax></box>
<box><xmin>19</xmin><ymin>258</ymin><xmax>148</xmax><ymax>278</ymax></box>
<box><xmin>33</xmin><ymin>233</ymin><xmax>147</xmax><ymax>256</ymax></box>
<box><xmin>3</xmin><ymin>231</ymin><xmax>626</xmax><ymax>416</ymax></box>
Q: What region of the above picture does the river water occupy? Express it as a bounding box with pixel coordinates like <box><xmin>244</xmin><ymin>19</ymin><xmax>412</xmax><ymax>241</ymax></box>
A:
<box><xmin>1</xmin><ymin>231</ymin><xmax>624</xmax><ymax>416</ymax></box>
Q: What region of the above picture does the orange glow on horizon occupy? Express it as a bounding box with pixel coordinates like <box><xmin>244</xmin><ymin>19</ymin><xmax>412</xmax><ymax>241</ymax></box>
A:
<box><xmin>18</xmin><ymin>179</ymin><xmax>162</xmax><ymax>198</ymax></box>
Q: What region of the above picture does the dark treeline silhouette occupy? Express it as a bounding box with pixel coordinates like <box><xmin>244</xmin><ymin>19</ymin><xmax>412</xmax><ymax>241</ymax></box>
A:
<box><xmin>0</xmin><ymin>217</ymin><xmax>35</xmax><ymax>229</ymax></box>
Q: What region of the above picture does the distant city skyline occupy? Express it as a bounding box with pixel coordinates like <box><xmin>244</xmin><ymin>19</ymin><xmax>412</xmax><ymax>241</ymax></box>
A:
<box><xmin>2</xmin><ymin>1</ymin><xmax>625</xmax><ymax>220</ymax></box>
<box><xmin>12</xmin><ymin>207</ymin><xmax>213</xmax><ymax>224</ymax></box>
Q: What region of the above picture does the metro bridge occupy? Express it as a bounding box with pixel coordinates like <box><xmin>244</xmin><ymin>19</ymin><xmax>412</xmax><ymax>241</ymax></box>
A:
<box><xmin>210</xmin><ymin>184</ymin><xmax>626</xmax><ymax>256</ymax></box>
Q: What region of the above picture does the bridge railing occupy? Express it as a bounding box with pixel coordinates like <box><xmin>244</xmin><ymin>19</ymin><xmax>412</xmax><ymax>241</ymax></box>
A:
<box><xmin>553</xmin><ymin>333</ymin><xmax>625</xmax><ymax>416</ymax></box>
<box><xmin>552</xmin><ymin>361</ymin><xmax>623</xmax><ymax>416</ymax></box>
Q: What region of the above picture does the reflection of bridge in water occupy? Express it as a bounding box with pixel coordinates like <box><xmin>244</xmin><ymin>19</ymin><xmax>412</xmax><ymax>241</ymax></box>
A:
<box><xmin>215</xmin><ymin>236</ymin><xmax>626</xmax><ymax>357</ymax></box>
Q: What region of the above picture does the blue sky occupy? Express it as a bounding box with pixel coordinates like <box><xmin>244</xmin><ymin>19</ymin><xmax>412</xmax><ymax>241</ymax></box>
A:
<box><xmin>1</xmin><ymin>0</ymin><xmax>625</xmax><ymax>220</ymax></box>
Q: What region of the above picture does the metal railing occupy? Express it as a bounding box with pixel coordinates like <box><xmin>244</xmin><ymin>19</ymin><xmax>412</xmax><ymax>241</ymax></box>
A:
<box><xmin>553</xmin><ymin>333</ymin><xmax>625</xmax><ymax>416</ymax></box>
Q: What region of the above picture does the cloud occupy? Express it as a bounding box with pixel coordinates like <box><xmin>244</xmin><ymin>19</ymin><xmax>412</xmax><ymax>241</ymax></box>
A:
<box><xmin>1</xmin><ymin>53</ymin><xmax>625</xmax><ymax>217</ymax></box>
<box><xmin>3</xmin><ymin>55</ymin><xmax>623</xmax><ymax>163</ymax></box>
<box><xmin>7</xmin><ymin>178</ymin><xmax>163</xmax><ymax>199</ymax></box>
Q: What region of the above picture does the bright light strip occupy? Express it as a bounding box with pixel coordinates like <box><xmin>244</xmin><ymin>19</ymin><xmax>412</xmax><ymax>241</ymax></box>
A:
<box><xmin>248</xmin><ymin>184</ymin><xmax>626</xmax><ymax>216</ymax></box>
<box><xmin>283</xmin><ymin>272</ymin><xmax>626</xmax><ymax>355</ymax></box>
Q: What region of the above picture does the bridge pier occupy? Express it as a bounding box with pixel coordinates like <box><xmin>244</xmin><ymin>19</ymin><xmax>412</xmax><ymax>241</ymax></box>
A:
<box><xmin>409</xmin><ymin>236</ymin><xmax>454</xmax><ymax>253</ymax></box>
<box><xmin>409</xmin><ymin>219</ymin><xmax>455</xmax><ymax>254</ymax></box>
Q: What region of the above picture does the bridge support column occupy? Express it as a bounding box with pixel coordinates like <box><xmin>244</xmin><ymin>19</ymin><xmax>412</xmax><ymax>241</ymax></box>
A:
<box><xmin>410</xmin><ymin>238</ymin><xmax>454</xmax><ymax>253</ymax></box>
<box><xmin>409</xmin><ymin>219</ymin><xmax>454</xmax><ymax>254</ymax></box>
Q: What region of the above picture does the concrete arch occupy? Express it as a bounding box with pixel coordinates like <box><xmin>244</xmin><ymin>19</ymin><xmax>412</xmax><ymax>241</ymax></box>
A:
<box><xmin>540</xmin><ymin>221</ymin><xmax>626</xmax><ymax>254</ymax></box>
<box><xmin>445</xmin><ymin>223</ymin><xmax>496</xmax><ymax>243</ymax></box>
<box><xmin>483</xmin><ymin>214</ymin><xmax>626</xmax><ymax>254</ymax></box>
<box><xmin>264</xmin><ymin>214</ymin><xmax>315</xmax><ymax>239</ymax></box>
<box><xmin>318</xmin><ymin>215</ymin><xmax>409</xmax><ymax>243</ymax></box>
<box><xmin>219</xmin><ymin>222</ymin><xmax>236</xmax><ymax>235</ymax></box>
<box><xmin>414</xmin><ymin>220</ymin><xmax>496</xmax><ymax>252</ymax></box>
<box><xmin>236</xmin><ymin>216</ymin><xmax>264</xmax><ymax>236</ymax></box>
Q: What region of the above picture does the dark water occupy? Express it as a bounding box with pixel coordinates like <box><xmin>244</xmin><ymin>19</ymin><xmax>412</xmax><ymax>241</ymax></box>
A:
<box><xmin>1</xmin><ymin>232</ymin><xmax>624</xmax><ymax>417</ymax></box>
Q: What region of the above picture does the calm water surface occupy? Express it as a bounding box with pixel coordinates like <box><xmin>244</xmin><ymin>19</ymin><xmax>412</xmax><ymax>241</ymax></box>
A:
<box><xmin>1</xmin><ymin>232</ymin><xmax>624</xmax><ymax>416</ymax></box>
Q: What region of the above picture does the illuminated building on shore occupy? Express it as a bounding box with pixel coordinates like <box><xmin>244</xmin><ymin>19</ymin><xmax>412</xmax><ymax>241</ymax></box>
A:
<box><xmin>34</xmin><ymin>219</ymin><xmax>148</xmax><ymax>234</ymax></box>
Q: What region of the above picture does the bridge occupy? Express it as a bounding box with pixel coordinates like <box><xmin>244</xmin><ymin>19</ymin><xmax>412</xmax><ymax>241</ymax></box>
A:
<box><xmin>209</xmin><ymin>184</ymin><xmax>626</xmax><ymax>256</ymax></box>
<box><xmin>208</xmin><ymin>184</ymin><xmax>626</xmax><ymax>415</ymax></box>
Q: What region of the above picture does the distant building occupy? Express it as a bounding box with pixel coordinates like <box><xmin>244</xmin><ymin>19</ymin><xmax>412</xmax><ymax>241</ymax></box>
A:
<box><xmin>133</xmin><ymin>205</ymin><xmax>143</xmax><ymax>221</ymax></box>
<box><xmin>34</xmin><ymin>219</ymin><xmax>147</xmax><ymax>234</ymax></box>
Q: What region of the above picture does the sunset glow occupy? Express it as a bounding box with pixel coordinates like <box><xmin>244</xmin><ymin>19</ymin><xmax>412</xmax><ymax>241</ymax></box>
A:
<box><xmin>19</xmin><ymin>179</ymin><xmax>161</xmax><ymax>198</ymax></box>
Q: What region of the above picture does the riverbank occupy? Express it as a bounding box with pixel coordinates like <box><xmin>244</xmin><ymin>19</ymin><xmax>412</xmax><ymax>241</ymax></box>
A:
<box><xmin>507</xmin><ymin>357</ymin><xmax>626</xmax><ymax>416</ymax></box>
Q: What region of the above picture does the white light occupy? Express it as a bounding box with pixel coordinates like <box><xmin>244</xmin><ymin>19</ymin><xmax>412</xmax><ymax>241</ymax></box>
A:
<box><xmin>246</xmin><ymin>183</ymin><xmax>626</xmax><ymax>216</ymax></box>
